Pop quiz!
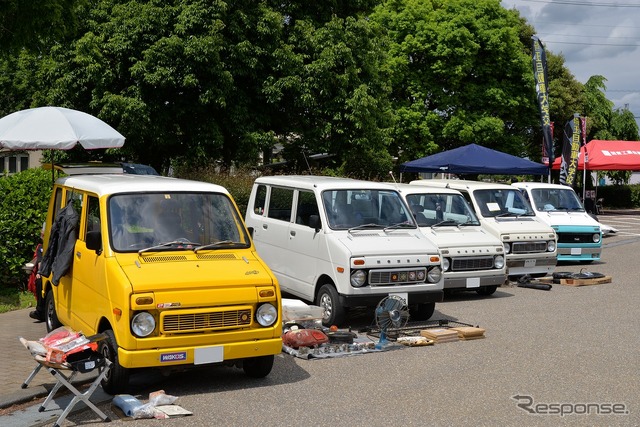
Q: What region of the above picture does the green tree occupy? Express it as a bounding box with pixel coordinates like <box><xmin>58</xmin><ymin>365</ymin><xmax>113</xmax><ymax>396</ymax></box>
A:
<box><xmin>372</xmin><ymin>0</ymin><xmax>540</xmax><ymax>164</ymax></box>
<box><xmin>0</xmin><ymin>0</ymin><xmax>81</xmax><ymax>52</ymax></box>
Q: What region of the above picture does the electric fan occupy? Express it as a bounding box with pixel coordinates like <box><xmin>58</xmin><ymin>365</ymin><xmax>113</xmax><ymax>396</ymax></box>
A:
<box><xmin>374</xmin><ymin>295</ymin><xmax>410</xmax><ymax>349</ymax></box>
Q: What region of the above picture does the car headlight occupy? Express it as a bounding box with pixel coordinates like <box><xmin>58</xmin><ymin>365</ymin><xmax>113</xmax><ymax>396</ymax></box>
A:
<box><xmin>547</xmin><ymin>240</ymin><xmax>556</xmax><ymax>252</ymax></box>
<box><xmin>350</xmin><ymin>270</ymin><xmax>367</xmax><ymax>287</ymax></box>
<box><xmin>427</xmin><ymin>266</ymin><xmax>442</xmax><ymax>283</ymax></box>
<box><xmin>256</xmin><ymin>303</ymin><xmax>278</xmax><ymax>327</ymax></box>
<box><xmin>592</xmin><ymin>233</ymin><xmax>601</xmax><ymax>243</ymax></box>
<box><xmin>503</xmin><ymin>242</ymin><xmax>511</xmax><ymax>254</ymax></box>
<box><xmin>441</xmin><ymin>258</ymin><xmax>450</xmax><ymax>272</ymax></box>
<box><xmin>131</xmin><ymin>312</ymin><xmax>156</xmax><ymax>337</ymax></box>
<box><xmin>494</xmin><ymin>255</ymin><xmax>505</xmax><ymax>269</ymax></box>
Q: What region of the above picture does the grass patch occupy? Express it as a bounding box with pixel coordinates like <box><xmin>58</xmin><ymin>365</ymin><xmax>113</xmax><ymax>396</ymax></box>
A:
<box><xmin>0</xmin><ymin>287</ymin><xmax>37</xmax><ymax>314</ymax></box>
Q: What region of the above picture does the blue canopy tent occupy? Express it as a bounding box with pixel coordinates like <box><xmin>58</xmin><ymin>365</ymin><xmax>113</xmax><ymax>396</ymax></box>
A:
<box><xmin>400</xmin><ymin>143</ymin><xmax>548</xmax><ymax>175</ymax></box>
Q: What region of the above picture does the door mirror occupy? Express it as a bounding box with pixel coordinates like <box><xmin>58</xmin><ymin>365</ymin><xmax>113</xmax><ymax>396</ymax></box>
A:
<box><xmin>86</xmin><ymin>230</ymin><xmax>102</xmax><ymax>253</ymax></box>
<box><xmin>308</xmin><ymin>215</ymin><xmax>321</xmax><ymax>230</ymax></box>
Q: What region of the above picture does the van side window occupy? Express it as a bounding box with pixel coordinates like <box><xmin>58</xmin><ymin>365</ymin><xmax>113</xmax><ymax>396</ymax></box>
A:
<box><xmin>85</xmin><ymin>195</ymin><xmax>101</xmax><ymax>237</ymax></box>
<box><xmin>295</xmin><ymin>190</ymin><xmax>319</xmax><ymax>226</ymax></box>
<box><xmin>52</xmin><ymin>187</ymin><xmax>64</xmax><ymax>221</ymax></box>
<box><xmin>253</xmin><ymin>184</ymin><xmax>267</xmax><ymax>215</ymax></box>
<box><xmin>267</xmin><ymin>187</ymin><xmax>294</xmax><ymax>222</ymax></box>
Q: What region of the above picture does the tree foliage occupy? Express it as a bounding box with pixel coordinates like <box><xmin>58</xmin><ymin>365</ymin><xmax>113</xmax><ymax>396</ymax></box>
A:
<box><xmin>0</xmin><ymin>169</ymin><xmax>51</xmax><ymax>288</ymax></box>
<box><xmin>0</xmin><ymin>0</ymin><xmax>631</xmax><ymax>179</ymax></box>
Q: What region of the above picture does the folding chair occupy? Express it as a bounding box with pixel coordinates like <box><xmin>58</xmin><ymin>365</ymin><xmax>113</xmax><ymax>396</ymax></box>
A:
<box><xmin>21</xmin><ymin>338</ymin><xmax>112</xmax><ymax>427</ymax></box>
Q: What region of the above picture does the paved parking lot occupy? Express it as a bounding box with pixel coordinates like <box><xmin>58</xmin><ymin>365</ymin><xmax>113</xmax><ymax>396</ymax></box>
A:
<box><xmin>4</xmin><ymin>210</ymin><xmax>639</xmax><ymax>427</ymax></box>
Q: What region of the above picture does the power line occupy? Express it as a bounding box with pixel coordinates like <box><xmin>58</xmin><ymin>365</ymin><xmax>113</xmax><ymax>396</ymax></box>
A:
<box><xmin>517</xmin><ymin>0</ymin><xmax>640</xmax><ymax>7</ymax></box>
<box><xmin>544</xmin><ymin>40</ymin><xmax>639</xmax><ymax>46</ymax></box>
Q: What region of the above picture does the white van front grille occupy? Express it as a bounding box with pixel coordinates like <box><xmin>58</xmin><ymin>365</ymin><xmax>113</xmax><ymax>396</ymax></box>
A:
<box><xmin>369</xmin><ymin>268</ymin><xmax>426</xmax><ymax>286</ymax></box>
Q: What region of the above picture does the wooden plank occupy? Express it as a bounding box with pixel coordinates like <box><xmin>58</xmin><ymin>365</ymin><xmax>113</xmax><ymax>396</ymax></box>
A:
<box><xmin>538</xmin><ymin>276</ymin><xmax>612</xmax><ymax>286</ymax></box>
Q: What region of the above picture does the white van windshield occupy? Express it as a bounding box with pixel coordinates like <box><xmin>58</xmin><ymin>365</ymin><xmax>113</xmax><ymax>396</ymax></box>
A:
<box><xmin>473</xmin><ymin>189</ymin><xmax>535</xmax><ymax>218</ymax></box>
<box><xmin>406</xmin><ymin>193</ymin><xmax>480</xmax><ymax>226</ymax></box>
<box><xmin>322</xmin><ymin>189</ymin><xmax>414</xmax><ymax>229</ymax></box>
<box><xmin>108</xmin><ymin>192</ymin><xmax>249</xmax><ymax>252</ymax></box>
<box><xmin>529</xmin><ymin>188</ymin><xmax>585</xmax><ymax>212</ymax></box>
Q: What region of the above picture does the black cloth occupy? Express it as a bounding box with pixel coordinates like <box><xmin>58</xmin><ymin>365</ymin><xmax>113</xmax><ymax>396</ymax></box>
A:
<box><xmin>40</xmin><ymin>203</ymin><xmax>79</xmax><ymax>285</ymax></box>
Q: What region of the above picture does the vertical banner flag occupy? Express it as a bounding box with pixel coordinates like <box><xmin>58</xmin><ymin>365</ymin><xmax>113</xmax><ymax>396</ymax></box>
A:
<box><xmin>532</xmin><ymin>36</ymin><xmax>553</xmax><ymax>167</ymax></box>
<box><xmin>559</xmin><ymin>113</ymin><xmax>582</xmax><ymax>186</ymax></box>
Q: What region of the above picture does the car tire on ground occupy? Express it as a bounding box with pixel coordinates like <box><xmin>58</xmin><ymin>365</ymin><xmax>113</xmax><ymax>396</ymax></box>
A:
<box><xmin>409</xmin><ymin>302</ymin><xmax>435</xmax><ymax>321</ymax></box>
<box><xmin>44</xmin><ymin>291</ymin><xmax>62</xmax><ymax>332</ymax></box>
<box><xmin>99</xmin><ymin>329</ymin><xmax>130</xmax><ymax>395</ymax></box>
<box><xmin>316</xmin><ymin>284</ymin><xmax>346</xmax><ymax>327</ymax></box>
<box><xmin>243</xmin><ymin>355</ymin><xmax>274</xmax><ymax>378</ymax></box>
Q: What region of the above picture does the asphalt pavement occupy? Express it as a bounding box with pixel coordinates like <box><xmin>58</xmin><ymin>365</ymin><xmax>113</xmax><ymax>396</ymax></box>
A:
<box><xmin>1</xmin><ymin>209</ymin><xmax>639</xmax><ymax>426</ymax></box>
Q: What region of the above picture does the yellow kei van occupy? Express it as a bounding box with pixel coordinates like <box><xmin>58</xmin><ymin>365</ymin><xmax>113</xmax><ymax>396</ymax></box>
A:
<box><xmin>40</xmin><ymin>174</ymin><xmax>282</xmax><ymax>394</ymax></box>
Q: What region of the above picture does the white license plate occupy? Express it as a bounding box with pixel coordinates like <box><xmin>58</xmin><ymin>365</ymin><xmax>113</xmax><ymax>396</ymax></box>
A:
<box><xmin>194</xmin><ymin>346</ymin><xmax>224</xmax><ymax>365</ymax></box>
<box><xmin>571</xmin><ymin>248</ymin><xmax>582</xmax><ymax>255</ymax></box>
<box><xmin>466</xmin><ymin>277</ymin><xmax>480</xmax><ymax>288</ymax></box>
<box><xmin>524</xmin><ymin>259</ymin><xmax>536</xmax><ymax>267</ymax></box>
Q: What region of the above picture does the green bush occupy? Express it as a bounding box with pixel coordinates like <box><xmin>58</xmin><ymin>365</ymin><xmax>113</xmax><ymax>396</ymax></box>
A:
<box><xmin>0</xmin><ymin>168</ymin><xmax>52</xmax><ymax>288</ymax></box>
<box><xmin>596</xmin><ymin>184</ymin><xmax>640</xmax><ymax>209</ymax></box>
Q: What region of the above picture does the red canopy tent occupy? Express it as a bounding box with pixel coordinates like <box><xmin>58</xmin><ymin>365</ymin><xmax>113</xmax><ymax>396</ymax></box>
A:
<box><xmin>552</xmin><ymin>139</ymin><xmax>640</xmax><ymax>170</ymax></box>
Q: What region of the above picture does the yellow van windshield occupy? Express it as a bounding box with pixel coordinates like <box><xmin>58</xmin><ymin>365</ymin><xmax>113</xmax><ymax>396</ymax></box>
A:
<box><xmin>108</xmin><ymin>192</ymin><xmax>249</xmax><ymax>252</ymax></box>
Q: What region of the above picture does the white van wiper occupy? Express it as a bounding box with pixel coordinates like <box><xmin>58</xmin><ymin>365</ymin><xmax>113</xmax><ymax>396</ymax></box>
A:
<box><xmin>383</xmin><ymin>222</ymin><xmax>416</xmax><ymax>231</ymax></box>
<box><xmin>138</xmin><ymin>239</ymin><xmax>200</xmax><ymax>254</ymax></box>
<box><xmin>348</xmin><ymin>223</ymin><xmax>384</xmax><ymax>233</ymax></box>
<box><xmin>194</xmin><ymin>240</ymin><xmax>245</xmax><ymax>252</ymax></box>
<box><xmin>431</xmin><ymin>219</ymin><xmax>457</xmax><ymax>228</ymax></box>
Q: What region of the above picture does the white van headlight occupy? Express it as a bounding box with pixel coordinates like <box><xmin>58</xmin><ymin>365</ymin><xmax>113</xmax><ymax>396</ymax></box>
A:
<box><xmin>503</xmin><ymin>242</ymin><xmax>511</xmax><ymax>254</ymax></box>
<box><xmin>441</xmin><ymin>258</ymin><xmax>450</xmax><ymax>272</ymax></box>
<box><xmin>427</xmin><ymin>266</ymin><xmax>442</xmax><ymax>283</ymax></box>
<box><xmin>494</xmin><ymin>255</ymin><xmax>505</xmax><ymax>269</ymax></box>
<box><xmin>592</xmin><ymin>233</ymin><xmax>601</xmax><ymax>243</ymax></box>
<box><xmin>547</xmin><ymin>240</ymin><xmax>556</xmax><ymax>252</ymax></box>
<box><xmin>256</xmin><ymin>303</ymin><xmax>278</xmax><ymax>327</ymax></box>
<box><xmin>350</xmin><ymin>270</ymin><xmax>367</xmax><ymax>287</ymax></box>
<box><xmin>131</xmin><ymin>312</ymin><xmax>156</xmax><ymax>337</ymax></box>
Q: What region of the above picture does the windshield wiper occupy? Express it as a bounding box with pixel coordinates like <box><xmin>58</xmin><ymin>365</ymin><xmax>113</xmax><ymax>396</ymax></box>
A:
<box><xmin>348</xmin><ymin>223</ymin><xmax>384</xmax><ymax>232</ymax></box>
<box><xmin>138</xmin><ymin>240</ymin><xmax>200</xmax><ymax>254</ymax></box>
<box><xmin>384</xmin><ymin>222</ymin><xmax>416</xmax><ymax>231</ymax></box>
<box><xmin>431</xmin><ymin>219</ymin><xmax>457</xmax><ymax>228</ymax></box>
<box><xmin>194</xmin><ymin>240</ymin><xmax>243</xmax><ymax>252</ymax></box>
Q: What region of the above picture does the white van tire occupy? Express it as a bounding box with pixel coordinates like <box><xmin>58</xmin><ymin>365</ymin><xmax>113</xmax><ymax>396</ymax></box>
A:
<box><xmin>410</xmin><ymin>302</ymin><xmax>435</xmax><ymax>321</ymax></box>
<box><xmin>99</xmin><ymin>329</ymin><xmax>130</xmax><ymax>395</ymax></box>
<box><xmin>44</xmin><ymin>291</ymin><xmax>62</xmax><ymax>332</ymax></box>
<box><xmin>316</xmin><ymin>284</ymin><xmax>346</xmax><ymax>326</ymax></box>
<box><xmin>243</xmin><ymin>355</ymin><xmax>274</xmax><ymax>378</ymax></box>
<box><xmin>476</xmin><ymin>285</ymin><xmax>498</xmax><ymax>296</ymax></box>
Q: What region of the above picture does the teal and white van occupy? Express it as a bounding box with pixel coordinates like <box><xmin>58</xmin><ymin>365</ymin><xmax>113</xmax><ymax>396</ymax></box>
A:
<box><xmin>512</xmin><ymin>182</ymin><xmax>602</xmax><ymax>263</ymax></box>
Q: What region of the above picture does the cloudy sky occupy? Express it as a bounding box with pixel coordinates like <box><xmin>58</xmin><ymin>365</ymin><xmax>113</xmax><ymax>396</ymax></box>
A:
<box><xmin>500</xmin><ymin>0</ymin><xmax>640</xmax><ymax>128</ymax></box>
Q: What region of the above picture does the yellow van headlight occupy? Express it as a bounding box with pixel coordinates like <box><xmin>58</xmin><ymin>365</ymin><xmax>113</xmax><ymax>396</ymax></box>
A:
<box><xmin>256</xmin><ymin>303</ymin><xmax>278</xmax><ymax>327</ymax></box>
<box><xmin>131</xmin><ymin>312</ymin><xmax>156</xmax><ymax>337</ymax></box>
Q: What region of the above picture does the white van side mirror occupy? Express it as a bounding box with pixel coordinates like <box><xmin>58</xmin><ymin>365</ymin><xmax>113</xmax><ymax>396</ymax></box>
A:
<box><xmin>308</xmin><ymin>215</ymin><xmax>321</xmax><ymax>231</ymax></box>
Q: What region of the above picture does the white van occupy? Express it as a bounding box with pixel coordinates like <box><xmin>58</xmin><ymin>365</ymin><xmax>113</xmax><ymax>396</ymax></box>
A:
<box><xmin>394</xmin><ymin>184</ymin><xmax>506</xmax><ymax>295</ymax></box>
<box><xmin>512</xmin><ymin>182</ymin><xmax>602</xmax><ymax>263</ymax></box>
<box><xmin>410</xmin><ymin>179</ymin><xmax>557</xmax><ymax>278</ymax></box>
<box><xmin>245</xmin><ymin>176</ymin><xmax>444</xmax><ymax>326</ymax></box>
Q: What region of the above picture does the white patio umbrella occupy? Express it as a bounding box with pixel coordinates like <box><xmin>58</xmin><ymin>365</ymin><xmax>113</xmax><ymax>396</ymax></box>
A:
<box><xmin>0</xmin><ymin>106</ymin><xmax>125</xmax><ymax>150</ymax></box>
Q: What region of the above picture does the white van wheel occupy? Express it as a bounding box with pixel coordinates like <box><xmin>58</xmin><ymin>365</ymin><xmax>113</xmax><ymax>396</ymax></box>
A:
<box><xmin>316</xmin><ymin>284</ymin><xmax>346</xmax><ymax>326</ymax></box>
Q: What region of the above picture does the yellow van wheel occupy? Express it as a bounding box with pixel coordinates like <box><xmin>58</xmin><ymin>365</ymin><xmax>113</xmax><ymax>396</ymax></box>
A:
<box><xmin>243</xmin><ymin>355</ymin><xmax>274</xmax><ymax>378</ymax></box>
<box><xmin>44</xmin><ymin>291</ymin><xmax>62</xmax><ymax>333</ymax></box>
<box><xmin>99</xmin><ymin>329</ymin><xmax>130</xmax><ymax>394</ymax></box>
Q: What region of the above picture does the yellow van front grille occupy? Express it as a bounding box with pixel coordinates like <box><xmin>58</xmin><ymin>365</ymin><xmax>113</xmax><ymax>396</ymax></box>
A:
<box><xmin>162</xmin><ymin>308</ymin><xmax>252</xmax><ymax>333</ymax></box>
